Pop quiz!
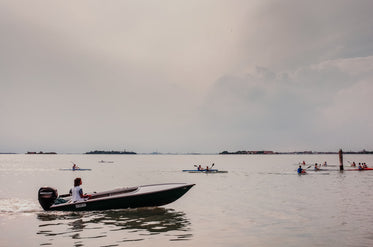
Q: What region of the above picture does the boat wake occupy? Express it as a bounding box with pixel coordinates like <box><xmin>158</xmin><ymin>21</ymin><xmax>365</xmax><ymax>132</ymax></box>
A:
<box><xmin>0</xmin><ymin>198</ymin><xmax>40</xmax><ymax>214</ymax></box>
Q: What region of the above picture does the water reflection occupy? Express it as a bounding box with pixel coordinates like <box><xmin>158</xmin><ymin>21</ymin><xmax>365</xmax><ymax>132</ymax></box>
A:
<box><xmin>37</xmin><ymin>207</ymin><xmax>192</xmax><ymax>245</ymax></box>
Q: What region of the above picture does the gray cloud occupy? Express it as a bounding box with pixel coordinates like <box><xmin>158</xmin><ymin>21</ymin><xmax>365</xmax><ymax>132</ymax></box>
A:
<box><xmin>1</xmin><ymin>1</ymin><xmax>373</xmax><ymax>153</ymax></box>
<box><xmin>202</xmin><ymin>56</ymin><xmax>373</xmax><ymax>151</ymax></box>
<box><xmin>240</xmin><ymin>0</ymin><xmax>373</xmax><ymax>70</ymax></box>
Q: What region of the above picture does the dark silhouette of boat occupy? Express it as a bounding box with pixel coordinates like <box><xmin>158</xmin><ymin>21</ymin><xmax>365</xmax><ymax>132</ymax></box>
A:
<box><xmin>38</xmin><ymin>183</ymin><xmax>195</xmax><ymax>211</ymax></box>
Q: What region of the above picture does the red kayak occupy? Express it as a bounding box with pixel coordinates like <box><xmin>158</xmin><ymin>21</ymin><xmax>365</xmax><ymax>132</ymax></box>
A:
<box><xmin>345</xmin><ymin>167</ymin><xmax>373</xmax><ymax>171</ymax></box>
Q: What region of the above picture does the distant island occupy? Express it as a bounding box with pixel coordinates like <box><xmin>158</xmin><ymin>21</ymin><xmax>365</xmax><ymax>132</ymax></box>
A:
<box><xmin>85</xmin><ymin>150</ymin><xmax>137</xmax><ymax>155</ymax></box>
<box><xmin>26</xmin><ymin>151</ymin><xmax>57</xmax><ymax>154</ymax></box>
<box><xmin>220</xmin><ymin>150</ymin><xmax>275</xmax><ymax>155</ymax></box>
<box><xmin>220</xmin><ymin>150</ymin><xmax>373</xmax><ymax>155</ymax></box>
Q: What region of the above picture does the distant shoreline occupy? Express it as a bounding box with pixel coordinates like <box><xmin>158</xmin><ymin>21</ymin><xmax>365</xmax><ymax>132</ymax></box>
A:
<box><xmin>1</xmin><ymin>150</ymin><xmax>373</xmax><ymax>155</ymax></box>
<box><xmin>85</xmin><ymin>150</ymin><xmax>137</xmax><ymax>155</ymax></box>
<box><xmin>219</xmin><ymin>150</ymin><xmax>373</xmax><ymax>155</ymax></box>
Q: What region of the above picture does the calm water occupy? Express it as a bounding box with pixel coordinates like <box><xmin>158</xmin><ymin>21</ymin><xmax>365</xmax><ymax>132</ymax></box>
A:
<box><xmin>1</xmin><ymin>154</ymin><xmax>373</xmax><ymax>246</ymax></box>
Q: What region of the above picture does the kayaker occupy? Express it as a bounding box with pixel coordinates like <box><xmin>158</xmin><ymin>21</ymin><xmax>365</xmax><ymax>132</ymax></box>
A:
<box><xmin>197</xmin><ymin>165</ymin><xmax>203</xmax><ymax>171</ymax></box>
<box><xmin>363</xmin><ymin>163</ymin><xmax>368</xmax><ymax>168</ymax></box>
<box><xmin>206</xmin><ymin>166</ymin><xmax>209</xmax><ymax>171</ymax></box>
<box><xmin>351</xmin><ymin>162</ymin><xmax>356</xmax><ymax>167</ymax></box>
<box><xmin>358</xmin><ymin>163</ymin><xmax>364</xmax><ymax>170</ymax></box>
<box><xmin>72</xmin><ymin>163</ymin><xmax>79</xmax><ymax>170</ymax></box>
<box><xmin>314</xmin><ymin>163</ymin><xmax>320</xmax><ymax>171</ymax></box>
<box><xmin>297</xmin><ymin>165</ymin><xmax>304</xmax><ymax>174</ymax></box>
<box><xmin>71</xmin><ymin>177</ymin><xmax>91</xmax><ymax>202</ymax></box>
<box><xmin>323</xmin><ymin>161</ymin><xmax>327</xmax><ymax>166</ymax></box>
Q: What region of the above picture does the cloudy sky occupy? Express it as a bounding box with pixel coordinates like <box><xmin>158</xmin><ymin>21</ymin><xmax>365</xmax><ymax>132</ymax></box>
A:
<box><xmin>1</xmin><ymin>0</ymin><xmax>373</xmax><ymax>153</ymax></box>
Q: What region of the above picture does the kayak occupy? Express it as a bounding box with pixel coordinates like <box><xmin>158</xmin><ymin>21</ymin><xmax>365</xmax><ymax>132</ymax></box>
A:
<box><xmin>38</xmin><ymin>183</ymin><xmax>195</xmax><ymax>211</ymax></box>
<box><xmin>182</xmin><ymin>169</ymin><xmax>228</xmax><ymax>173</ymax></box>
<box><xmin>344</xmin><ymin>167</ymin><xmax>373</xmax><ymax>171</ymax></box>
<box><xmin>311</xmin><ymin>168</ymin><xmax>334</xmax><ymax>171</ymax></box>
<box><xmin>59</xmin><ymin>168</ymin><xmax>92</xmax><ymax>171</ymax></box>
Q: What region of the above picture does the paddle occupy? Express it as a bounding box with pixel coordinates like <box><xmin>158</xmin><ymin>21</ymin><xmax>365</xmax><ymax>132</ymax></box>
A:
<box><xmin>297</xmin><ymin>165</ymin><xmax>311</xmax><ymax>173</ymax></box>
<box><xmin>301</xmin><ymin>165</ymin><xmax>311</xmax><ymax>173</ymax></box>
<box><xmin>205</xmin><ymin>163</ymin><xmax>215</xmax><ymax>171</ymax></box>
<box><xmin>193</xmin><ymin>163</ymin><xmax>215</xmax><ymax>171</ymax></box>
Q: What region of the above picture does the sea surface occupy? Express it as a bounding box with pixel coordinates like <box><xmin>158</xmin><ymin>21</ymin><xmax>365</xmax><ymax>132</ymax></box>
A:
<box><xmin>1</xmin><ymin>154</ymin><xmax>373</xmax><ymax>247</ymax></box>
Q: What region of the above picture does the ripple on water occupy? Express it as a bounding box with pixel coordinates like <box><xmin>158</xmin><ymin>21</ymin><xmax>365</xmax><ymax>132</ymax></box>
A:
<box><xmin>36</xmin><ymin>207</ymin><xmax>192</xmax><ymax>245</ymax></box>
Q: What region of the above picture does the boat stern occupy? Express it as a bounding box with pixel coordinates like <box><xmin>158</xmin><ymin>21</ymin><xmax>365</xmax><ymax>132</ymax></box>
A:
<box><xmin>38</xmin><ymin>187</ymin><xmax>58</xmax><ymax>210</ymax></box>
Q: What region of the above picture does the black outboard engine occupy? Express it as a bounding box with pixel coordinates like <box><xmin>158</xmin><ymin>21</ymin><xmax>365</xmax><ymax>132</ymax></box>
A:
<box><xmin>38</xmin><ymin>187</ymin><xmax>58</xmax><ymax>210</ymax></box>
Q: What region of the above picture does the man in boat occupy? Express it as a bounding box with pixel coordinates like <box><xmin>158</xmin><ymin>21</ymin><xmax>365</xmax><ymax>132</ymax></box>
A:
<box><xmin>358</xmin><ymin>163</ymin><xmax>364</xmax><ymax>170</ymax></box>
<box><xmin>71</xmin><ymin>177</ymin><xmax>91</xmax><ymax>202</ymax></box>
<box><xmin>197</xmin><ymin>165</ymin><xmax>203</xmax><ymax>171</ymax></box>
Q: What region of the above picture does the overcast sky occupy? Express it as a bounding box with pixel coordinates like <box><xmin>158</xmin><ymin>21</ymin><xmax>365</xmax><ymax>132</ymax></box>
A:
<box><xmin>1</xmin><ymin>0</ymin><xmax>373</xmax><ymax>153</ymax></box>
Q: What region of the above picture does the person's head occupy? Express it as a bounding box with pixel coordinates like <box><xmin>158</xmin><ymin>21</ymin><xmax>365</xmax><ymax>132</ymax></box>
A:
<box><xmin>74</xmin><ymin>177</ymin><xmax>82</xmax><ymax>186</ymax></box>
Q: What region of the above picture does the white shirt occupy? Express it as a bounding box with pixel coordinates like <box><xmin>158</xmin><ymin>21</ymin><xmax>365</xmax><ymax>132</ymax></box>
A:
<box><xmin>71</xmin><ymin>186</ymin><xmax>85</xmax><ymax>202</ymax></box>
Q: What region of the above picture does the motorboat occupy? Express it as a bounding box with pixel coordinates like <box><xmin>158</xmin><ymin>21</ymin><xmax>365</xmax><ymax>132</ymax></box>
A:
<box><xmin>38</xmin><ymin>183</ymin><xmax>195</xmax><ymax>211</ymax></box>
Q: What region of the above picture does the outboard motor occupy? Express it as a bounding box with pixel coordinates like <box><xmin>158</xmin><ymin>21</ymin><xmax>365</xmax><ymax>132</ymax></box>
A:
<box><xmin>38</xmin><ymin>187</ymin><xmax>58</xmax><ymax>210</ymax></box>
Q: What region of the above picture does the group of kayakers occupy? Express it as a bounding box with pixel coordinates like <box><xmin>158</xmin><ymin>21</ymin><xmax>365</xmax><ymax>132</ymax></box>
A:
<box><xmin>298</xmin><ymin>160</ymin><xmax>370</xmax><ymax>173</ymax></box>
<box><xmin>358</xmin><ymin>162</ymin><xmax>368</xmax><ymax>170</ymax></box>
<box><xmin>298</xmin><ymin>161</ymin><xmax>328</xmax><ymax>174</ymax></box>
<box><xmin>349</xmin><ymin>161</ymin><xmax>368</xmax><ymax>170</ymax></box>
<box><xmin>197</xmin><ymin>163</ymin><xmax>214</xmax><ymax>171</ymax></box>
